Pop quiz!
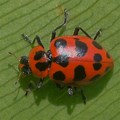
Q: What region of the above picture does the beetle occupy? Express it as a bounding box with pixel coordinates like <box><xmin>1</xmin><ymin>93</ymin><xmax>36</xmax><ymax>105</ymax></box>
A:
<box><xmin>11</xmin><ymin>9</ymin><xmax>114</xmax><ymax>103</ymax></box>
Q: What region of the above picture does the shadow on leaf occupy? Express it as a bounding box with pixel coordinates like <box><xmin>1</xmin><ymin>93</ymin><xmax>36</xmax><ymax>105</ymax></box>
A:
<box><xmin>9</xmin><ymin>62</ymin><xmax>113</xmax><ymax>114</ymax></box>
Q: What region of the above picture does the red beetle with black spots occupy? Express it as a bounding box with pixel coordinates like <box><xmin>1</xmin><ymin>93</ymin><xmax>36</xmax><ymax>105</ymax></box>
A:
<box><xmin>12</xmin><ymin>9</ymin><xmax>114</xmax><ymax>103</ymax></box>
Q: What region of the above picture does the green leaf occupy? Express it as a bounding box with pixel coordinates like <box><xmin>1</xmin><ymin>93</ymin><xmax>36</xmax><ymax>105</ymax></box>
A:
<box><xmin>0</xmin><ymin>0</ymin><xmax>120</xmax><ymax>120</ymax></box>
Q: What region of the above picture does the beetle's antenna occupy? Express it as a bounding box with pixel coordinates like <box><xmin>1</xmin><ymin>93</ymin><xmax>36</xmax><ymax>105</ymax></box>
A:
<box><xmin>8</xmin><ymin>52</ymin><xmax>19</xmax><ymax>61</ymax></box>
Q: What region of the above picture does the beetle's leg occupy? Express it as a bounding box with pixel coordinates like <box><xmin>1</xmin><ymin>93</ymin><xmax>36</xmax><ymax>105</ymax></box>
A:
<box><xmin>21</xmin><ymin>34</ymin><xmax>32</xmax><ymax>44</ymax></box>
<box><xmin>24</xmin><ymin>82</ymin><xmax>32</xmax><ymax>96</ymax></box>
<box><xmin>80</xmin><ymin>89</ymin><xmax>87</xmax><ymax>104</ymax></box>
<box><xmin>51</xmin><ymin>9</ymin><xmax>68</xmax><ymax>42</ymax></box>
<box><xmin>22</xmin><ymin>34</ymin><xmax>44</xmax><ymax>48</ymax></box>
<box><xmin>93</xmin><ymin>29</ymin><xmax>102</xmax><ymax>40</ymax></box>
<box><xmin>25</xmin><ymin>89</ymin><xmax>30</xmax><ymax>96</ymax></box>
<box><xmin>73</xmin><ymin>27</ymin><xmax>92</xmax><ymax>38</ymax></box>
<box><xmin>68</xmin><ymin>86</ymin><xmax>74</xmax><ymax>96</ymax></box>
<box><xmin>37</xmin><ymin>78</ymin><xmax>43</xmax><ymax>88</ymax></box>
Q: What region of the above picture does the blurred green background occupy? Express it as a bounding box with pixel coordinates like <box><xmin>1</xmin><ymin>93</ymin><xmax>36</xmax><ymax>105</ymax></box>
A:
<box><xmin>0</xmin><ymin>0</ymin><xmax>120</xmax><ymax>120</ymax></box>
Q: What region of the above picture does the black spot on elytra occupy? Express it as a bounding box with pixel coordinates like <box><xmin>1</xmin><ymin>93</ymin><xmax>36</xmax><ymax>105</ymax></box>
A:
<box><xmin>94</xmin><ymin>54</ymin><xmax>102</xmax><ymax>62</ymax></box>
<box><xmin>92</xmin><ymin>41</ymin><xmax>102</xmax><ymax>49</ymax></box>
<box><xmin>54</xmin><ymin>38</ymin><xmax>67</xmax><ymax>48</ymax></box>
<box><xmin>35</xmin><ymin>62</ymin><xmax>48</xmax><ymax>71</ymax></box>
<box><xmin>93</xmin><ymin>63</ymin><xmax>102</xmax><ymax>70</ymax></box>
<box><xmin>74</xmin><ymin>65</ymin><xmax>86</xmax><ymax>81</ymax></box>
<box><xmin>52</xmin><ymin>55</ymin><xmax>69</xmax><ymax>67</ymax></box>
<box><xmin>106</xmin><ymin>52</ymin><xmax>110</xmax><ymax>58</ymax></box>
<box><xmin>75</xmin><ymin>38</ymin><xmax>88</xmax><ymax>57</ymax></box>
<box><xmin>53</xmin><ymin>71</ymin><xmax>65</xmax><ymax>81</ymax></box>
<box><xmin>91</xmin><ymin>74</ymin><xmax>100</xmax><ymax>81</ymax></box>
<box><xmin>34</xmin><ymin>51</ymin><xmax>45</xmax><ymax>60</ymax></box>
